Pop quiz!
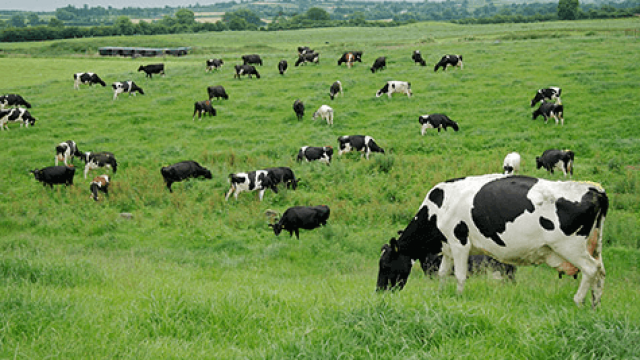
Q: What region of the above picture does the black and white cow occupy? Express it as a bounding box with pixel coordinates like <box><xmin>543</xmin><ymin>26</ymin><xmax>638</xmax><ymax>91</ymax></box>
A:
<box><xmin>370</xmin><ymin>57</ymin><xmax>386</xmax><ymax>73</ymax></box>
<box><xmin>342</xmin><ymin>52</ymin><xmax>356</xmax><ymax>69</ymax></box>
<box><xmin>207</xmin><ymin>85</ymin><xmax>229</xmax><ymax>101</ymax></box>
<box><xmin>226</xmin><ymin>170</ymin><xmax>278</xmax><ymax>201</ymax></box>
<box><xmin>377</xmin><ymin>174</ymin><xmax>608</xmax><ymax>308</ymax></box>
<box><xmin>242</xmin><ymin>54</ymin><xmax>263</xmax><ymax>66</ymax></box>
<box><xmin>268</xmin><ymin>205</ymin><xmax>330</xmax><ymax>239</ymax></box>
<box><xmin>0</xmin><ymin>108</ymin><xmax>36</xmax><ymax>130</ymax></box>
<box><xmin>265</xmin><ymin>167</ymin><xmax>300</xmax><ymax>190</ymax></box>
<box><xmin>329</xmin><ymin>80</ymin><xmax>343</xmax><ymax>100</ymax></box>
<box><xmin>434</xmin><ymin>54</ymin><xmax>463</xmax><ymax>72</ymax></box>
<box><xmin>73</xmin><ymin>72</ymin><xmax>106</xmax><ymax>90</ymax></box>
<box><xmin>536</xmin><ymin>149</ymin><xmax>574</xmax><ymax>177</ymax></box>
<box><xmin>418</xmin><ymin>114</ymin><xmax>459</xmax><ymax>135</ymax></box>
<box><xmin>112</xmin><ymin>81</ymin><xmax>144</xmax><ymax>100</ymax></box>
<box><xmin>297</xmin><ymin>46</ymin><xmax>313</xmax><ymax>55</ymax></box>
<box><xmin>30</xmin><ymin>165</ymin><xmax>76</xmax><ymax>188</ymax></box>
<box><xmin>412</xmin><ymin>50</ymin><xmax>426</xmax><ymax>66</ymax></box>
<box><xmin>81</xmin><ymin>151</ymin><xmax>118</xmax><ymax>179</ymax></box>
<box><xmin>193</xmin><ymin>100</ymin><xmax>217</xmax><ymax>120</ymax></box>
<box><xmin>278</xmin><ymin>60</ymin><xmax>288</xmax><ymax>75</ymax></box>
<box><xmin>55</xmin><ymin>140</ymin><xmax>82</xmax><ymax>166</ymax></box>
<box><xmin>0</xmin><ymin>94</ymin><xmax>31</xmax><ymax>109</ymax></box>
<box><xmin>297</xmin><ymin>146</ymin><xmax>333</xmax><ymax>165</ymax></box>
<box><xmin>530</xmin><ymin>87</ymin><xmax>562</xmax><ymax>107</ymax></box>
<box><xmin>338</xmin><ymin>135</ymin><xmax>385</xmax><ymax>159</ymax></box>
<box><xmin>375</xmin><ymin>81</ymin><xmax>412</xmax><ymax>98</ymax></box>
<box><xmin>533</xmin><ymin>101</ymin><xmax>564</xmax><ymax>125</ymax></box>
<box><xmin>206</xmin><ymin>58</ymin><xmax>224</xmax><ymax>72</ymax></box>
<box><xmin>295</xmin><ymin>52</ymin><xmax>320</xmax><ymax>66</ymax></box>
<box><xmin>160</xmin><ymin>160</ymin><xmax>212</xmax><ymax>193</ymax></box>
<box><xmin>337</xmin><ymin>51</ymin><xmax>363</xmax><ymax>65</ymax></box>
<box><xmin>234</xmin><ymin>64</ymin><xmax>261</xmax><ymax>79</ymax></box>
<box><xmin>503</xmin><ymin>152</ymin><xmax>521</xmax><ymax>175</ymax></box>
<box><xmin>293</xmin><ymin>99</ymin><xmax>304</xmax><ymax>121</ymax></box>
<box><xmin>89</xmin><ymin>174</ymin><xmax>110</xmax><ymax>201</ymax></box>
<box><xmin>138</xmin><ymin>63</ymin><xmax>165</xmax><ymax>78</ymax></box>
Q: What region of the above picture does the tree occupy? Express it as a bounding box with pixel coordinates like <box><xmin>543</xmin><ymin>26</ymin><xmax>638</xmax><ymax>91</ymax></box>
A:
<box><xmin>114</xmin><ymin>16</ymin><xmax>135</xmax><ymax>35</ymax></box>
<box><xmin>306</xmin><ymin>7</ymin><xmax>330</xmax><ymax>21</ymax></box>
<box><xmin>48</xmin><ymin>17</ymin><xmax>65</xmax><ymax>28</ymax></box>
<box><xmin>175</xmin><ymin>8</ymin><xmax>195</xmax><ymax>25</ymax></box>
<box><xmin>28</xmin><ymin>14</ymin><xmax>41</xmax><ymax>26</ymax></box>
<box><xmin>558</xmin><ymin>0</ymin><xmax>579</xmax><ymax>20</ymax></box>
<box><xmin>10</xmin><ymin>14</ymin><xmax>26</xmax><ymax>28</ymax></box>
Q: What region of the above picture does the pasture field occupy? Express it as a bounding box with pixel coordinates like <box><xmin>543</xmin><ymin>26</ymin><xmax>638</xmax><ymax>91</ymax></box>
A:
<box><xmin>1</xmin><ymin>19</ymin><xmax>640</xmax><ymax>359</ymax></box>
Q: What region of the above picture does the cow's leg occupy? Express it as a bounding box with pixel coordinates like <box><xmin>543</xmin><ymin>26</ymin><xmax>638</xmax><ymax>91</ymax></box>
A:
<box><xmin>258</xmin><ymin>188</ymin><xmax>266</xmax><ymax>201</ymax></box>
<box><xmin>438</xmin><ymin>253</ymin><xmax>454</xmax><ymax>289</ymax></box>
<box><xmin>224</xmin><ymin>186</ymin><xmax>234</xmax><ymax>201</ymax></box>
<box><xmin>295</xmin><ymin>229</ymin><xmax>300</xmax><ymax>239</ymax></box>
<box><xmin>167</xmin><ymin>182</ymin><xmax>173</xmax><ymax>193</ymax></box>
<box><xmin>549</xmin><ymin>241</ymin><xmax>601</xmax><ymax>307</ymax></box>
<box><xmin>84</xmin><ymin>164</ymin><xmax>90</xmax><ymax>179</ymax></box>
<box><xmin>451</xmin><ymin>246</ymin><xmax>471</xmax><ymax>294</ymax></box>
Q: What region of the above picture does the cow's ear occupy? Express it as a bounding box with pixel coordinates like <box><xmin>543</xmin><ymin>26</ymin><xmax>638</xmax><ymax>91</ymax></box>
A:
<box><xmin>268</xmin><ymin>224</ymin><xmax>275</xmax><ymax>229</ymax></box>
<box><xmin>390</xmin><ymin>238</ymin><xmax>399</xmax><ymax>253</ymax></box>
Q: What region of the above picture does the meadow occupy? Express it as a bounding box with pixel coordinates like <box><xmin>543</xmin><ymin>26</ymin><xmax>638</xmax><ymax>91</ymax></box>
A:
<box><xmin>1</xmin><ymin>19</ymin><xmax>639</xmax><ymax>359</ymax></box>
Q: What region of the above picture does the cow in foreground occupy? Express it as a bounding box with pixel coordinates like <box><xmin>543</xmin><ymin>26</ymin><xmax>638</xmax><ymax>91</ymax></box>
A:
<box><xmin>112</xmin><ymin>81</ymin><xmax>144</xmax><ymax>100</ymax></box>
<box><xmin>338</xmin><ymin>135</ymin><xmax>384</xmax><ymax>159</ymax></box>
<box><xmin>293</xmin><ymin>99</ymin><xmax>304</xmax><ymax>121</ymax></box>
<box><xmin>30</xmin><ymin>166</ymin><xmax>76</xmax><ymax>188</ymax></box>
<box><xmin>370</xmin><ymin>57</ymin><xmax>386</xmax><ymax>73</ymax></box>
<box><xmin>418</xmin><ymin>114</ymin><xmax>459</xmax><ymax>135</ymax></box>
<box><xmin>530</xmin><ymin>87</ymin><xmax>562</xmax><ymax>107</ymax></box>
<box><xmin>278</xmin><ymin>60</ymin><xmax>288</xmax><ymax>75</ymax></box>
<box><xmin>503</xmin><ymin>152</ymin><xmax>521</xmax><ymax>175</ymax></box>
<box><xmin>161</xmin><ymin>160</ymin><xmax>212</xmax><ymax>193</ymax></box>
<box><xmin>265</xmin><ymin>167</ymin><xmax>300</xmax><ymax>190</ymax></box>
<box><xmin>234</xmin><ymin>65</ymin><xmax>261</xmax><ymax>79</ymax></box>
<box><xmin>434</xmin><ymin>54</ymin><xmax>463</xmax><ymax>72</ymax></box>
<box><xmin>536</xmin><ymin>149</ymin><xmax>574</xmax><ymax>177</ymax></box>
<box><xmin>0</xmin><ymin>108</ymin><xmax>36</xmax><ymax>130</ymax></box>
<box><xmin>74</xmin><ymin>72</ymin><xmax>106</xmax><ymax>90</ymax></box>
<box><xmin>0</xmin><ymin>94</ymin><xmax>31</xmax><ymax>109</ymax></box>
<box><xmin>377</xmin><ymin>174</ymin><xmax>608</xmax><ymax>308</ymax></box>
<box><xmin>206</xmin><ymin>59</ymin><xmax>224</xmax><ymax>72</ymax></box>
<box><xmin>313</xmin><ymin>105</ymin><xmax>334</xmax><ymax>126</ymax></box>
<box><xmin>533</xmin><ymin>101</ymin><xmax>564</xmax><ymax>125</ymax></box>
<box><xmin>412</xmin><ymin>50</ymin><xmax>426</xmax><ymax>66</ymax></box>
<box><xmin>297</xmin><ymin>146</ymin><xmax>333</xmax><ymax>165</ymax></box>
<box><xmin>329</xmin><ymin>81</ymin><xmax>343</xmax><ymax>100</ymax></box>
<box><xmin>138</xmin><ymin>64</ymin><xmax>165</xmax><ymax>78</ymax></box>
<box><xmin>193</xmin><ymin>100</ymin><xmax>216</xmax><ymax>120</ymax></box>
<box><xmin>81</xmin><ymin>151</ymin><xmax>118</xmax><ymax>179</ymax></box>
<box><xmin>55</xmin><ymin>140</ymin><xmax>82</xmax><ymax>166</ymax></box>
<box><xmin>376</xmin><ymin>81</ymin><xmax>412</xmax><ymax>98</ymax></box>
<box><xmin>268</xmin><ymin>205</ymin><xmax>330</xmax><ymax>239</ymax></box>
<box><xmin>242</xmin><ymin>54</ymin><xmax>263</xmax><ymax>66</ymax></box>
<box><xmin>226</xmin><ymin>170</ymin><xmax>278</xmax><ymax>201</ymax></box>
<box><xmin>207</xmin><ymin>85</ymin><xmax>229</xmax><ymax>101</ymax></box>
<box><xmin>90</xmin><ymin>175</ymin><xmax>110</xmax><ymax>201</ymax></box>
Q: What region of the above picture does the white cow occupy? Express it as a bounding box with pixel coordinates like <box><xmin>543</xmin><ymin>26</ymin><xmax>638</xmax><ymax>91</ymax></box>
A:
<box><xmin>503</xmin><ymin>152</ymin><xmax>521</xmax><ymax>175</ymax></box>
<box><xmin>312</xmin><ymin>105</ymin><xmax>334</xmax><ymax>126</ymax></box>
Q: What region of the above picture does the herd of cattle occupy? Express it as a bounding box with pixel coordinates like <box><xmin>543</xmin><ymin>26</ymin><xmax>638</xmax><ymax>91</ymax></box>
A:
<box><xmin>4</xmin><ymin>46</ymin><xmax>606</xmax><ymax>308</ymax></box>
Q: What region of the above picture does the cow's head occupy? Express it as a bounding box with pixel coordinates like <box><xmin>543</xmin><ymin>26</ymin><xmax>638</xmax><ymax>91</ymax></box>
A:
<box><xmin>137</xmin><ymin>66</ymin><xmax>145</xmax><ymax>72</ymax></box>
<box><xmin>375</xmin><ymin>83</ymin><xmax>389</xmax><ymax>98</ymax></box>
<box><xmin>268</xmin><ymin>219</ymin><xmax>283</xmax><ymax>236</ymax></box>
<box><xmin>30</xmin><ymin>169</ymin><xmax>42</xmax><ymax>180</ymax></box>
<box><xmin>23</xmin><ymin>113</ymin><xmax>36</xmax><ymax>127</ymax></box>
<box><xmin>530</xmin><ymin>92</ymin><xmax>544</xmax><ymax>107</ymax></box>
<box><xmin>535</xmin><ymin>157</ymin><xmax>543</xmax><ymax>169</ymax></box>
<box><xmin>532</xmin><ymin>108</ymin><xmax>541</xmax><ymax>120</ymax></box>
<box><xmin>376</xmin><ymin>238</ymin><xmax>412</xmax><ymax>291</ymax></box>
<box><xmin>201</xmin><ymin>168</ymin><xmax>213</xmax><ymax>179</ymax></box>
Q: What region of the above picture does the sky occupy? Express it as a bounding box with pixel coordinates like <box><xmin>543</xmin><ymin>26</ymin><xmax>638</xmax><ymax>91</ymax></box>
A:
<box><xmin>0</xmin><ymin>0</ymin><xmax>222</xmax><ymax>12</ymax></box>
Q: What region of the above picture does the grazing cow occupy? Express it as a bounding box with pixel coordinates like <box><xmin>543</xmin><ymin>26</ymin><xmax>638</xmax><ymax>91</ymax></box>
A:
<box><xmin>343</xmin><ymin>52</ymin><xmax>355</xmax><ymax>69</ymax></box>
<box><xmin>89</xmin><ymin>174</ymin><xmax>110</xmax><ymax>201</ymax></box>
<box><xmin>313</xmin><ymin>105</ymin><xmax>334</xmax><ymax>126</ymax></box>
<box><xmin>226</xmin><ymin>170</ymin><xmax>278</xmax><ymax>201</ymax></box>
<box><xmin>337</xmin><ymin>51</ymin><xmax>363</xmax><ymax>65</ymax></box>
<box><xmin>81</xmin><ymin>151</ymin><xmax>118</xmax><ymax>179</ymax></box>
<box><xmin>536</xmin><ymin>149</ymin><xmax>575</xmax><ymax>177</ymax></box>
<box><xmin>530</xmin><ymin>87</ymin><xmax>562</xmax><ymax>107</ymax></box>
<box><xmin>207</xmin><ymin>85</ymin><xmax>229</xmax><ymax>101</ymax></box>
<box><xmin>338</xmin><ymin>135</ymin><xmax>385</xmax><ymax>159</ymax></box>
<box><xmin>73</xmin><ymin>72</ymin><xmax>106</xmax><ymax>90</ymax></box>
<box><xmin>0</xmin><ymin>94</ymin><xmax>31</xmax><ymax>109</ymax></box>
<box><xmin>234</xmin><ymin>65</ymin><xmax>261</xmax><ymax>79</ymax></box>
<box><xmin>377</xmin><ymin>174</ymin><xmax>608</xmax><ymax>308</ymax></box>
<box><xmin>329</xmin><ymin>81</ymin><xmax>343</xmax><ymax>100</ymax></box>
<box><xmin>205</xmin><ymin>58</ymin><xmax>224</xmax><ymax>72</ymax></box>
<box><xmin>297</xmin><ymin>146</ymin><xmax>333</xmax><ymax>165</ymax></box>
<box><xmin>412</xmin><ymin>50</ymin><xmax>426</xmax><ymax>66</ymax></box>
<box><xmin>242</xmin><ymin>54</ymin><xmax>263</xmax><ymax>66</ymax></box>
<box><xmin>138</xmin><ymin>64</ymin><xmax>165</xmax><ymax>78</ymax></box>
<box><xmin>112</xmin><ymin>81</ymin><xmax>144</xmax><ymax>100</ymax></box>
<box><xmin>503</xmin><ymin>152</ymin><xmax>521</xmax><ymax>175</ymax></box>
<box><xmin>418</xmin><ymin>114</ymin><xmax>459</xmax><ymax>135</ymax></box>
<box><xmin>370</xmin><ymin>57</ymin><xmax>386</xmax><ymax>73</ymax></box>
<box><xmin>268</xmin><ymin>205</ymin><xmax>330</xmax><ymax>239</ymax></box>
<box><xmin>55</xmin><ymin>140</ymin><xmax>82</xmax><ymax>166</ymax></box>
<box><xmin>0</xmin><ymin>108</ymin><xmax>36</xmax><ymax>130</ymax></box>
<box><xmin>278</xmin><ymin>60</ymin><xmax>288</xmax><ymax>75</ymax></box>
<box><xmin>193</xmin><ymin>100</ymin><xmax>216</xmax><ymax>120</ymax></box>
<box><xmin>265</xmin><ymin>167</ymin><xmax>300</xmax><ymax>190</ymax></box>
<box><xmin>533</xmin><ymin>101</ymin><xmax>564</xmax><ymax>125</ymax></box>
<box><xmin>434</xmin><ymin>54</ymin><xmax>463</xmax><ymax>72</ymax></box>
<box><xmin>30</xmin><ymin>165</ymin><xmax>76</xmax><ymax>188</ymax></box>
<box><xmin>160</xmin><ymin>160</ymin><xmax>212</xmax><ymax>193</ymax></box>
<box><xmin>297</xmin><ymin>46</ymin><xmax>313</xmax><ymax>55</ymax></box>
<box><xmin>293</xmin><ymin>99</ymin><xmax>304</xmax><ymax>121</ymax></box>
<box><xmin>376</xmin><ymin>81</ymin><xmax>412</xmax><ymax>98</ymax></box>
<box><xmin>295</xmin><ymin>52</ymin><xmax>320</xmax><ymax>66</ymax></box>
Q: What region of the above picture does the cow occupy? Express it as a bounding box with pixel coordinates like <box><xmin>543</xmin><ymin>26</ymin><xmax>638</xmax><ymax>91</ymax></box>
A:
<box><xmin>434</xmin><ymin>54</ymin><xmax>463</xmax><ymax>72</ymax></box>
<box><xmin>293</xmin><ymin>99</ymin><xmax>304</xmax><ymax>121</ymax></box>
<box><xmin>376</xmin><ymin>81</ymin><xmax>412</xmax><ymax>98</ymax></box>
<box><xmin>297</xmin><ymin>46</ymin><xmax>313</xmax><ymax>55</ymax></box>
<box><xmin>193</xmin><ymin>100</ymin><xmax>216</xmax><ymax>120</ymax></box>
<box><xmin>89</xmin><ymin>174</ymin><xmax>110</xmax><ymax>201</ymax></box>
<box><xmin>225</xmin><ymin>170</ymin><xmax>278</xmax><ymax>201</ymax></box>
<box><xmin>242</xmin><ymin>54</ymin><xmax>263</xmax><ymax>66</ymax></box>
<box><xmin>533</xmin><ymin>101</ymin><xmax>564</xmax><ymax>125</ymax></box>
<box><xmin>313</xmin><ymin>105</ymin><xmax>334</xmax><ymax>126</ymax></box>
<box><xmin>73</xmin><ymin>72</ymin><xmax>106</xmax><ymax>90</ymax></box>
<box><xmin>338</xmin><ymin>51</ymin><xmax>363</xmax><ymax>65</ymax></box>
<box><xmin>81</xmin><ymin>151</ymin><xmax>118</xmax><ymax>179</ymax></box>
<box><xmin>530</xmin><ymin>87</ymin><xmax>562</xmax><ymax>107</ymax></box>
<box><xmin>160</xmin><ymin>160</ymin><xmax>212</xmax><ymax>193</ymax></box>
<box><xmin>536</xmin><ymin>149</ymin><xmax>575</xmax><ymax>177</ymax></box>
<box><xmin>265</xmin><ymin>167</ymin><xmax>300</xmax><ymax>190</ymax></box>
<box><xmin>0</xmin><ymin>94</ymin><xmax>31</xmax><ymax>109</ymax></box>
<box><xmin>503</xmin><ymin>152</ymin><xmax>521</xmax><ymax>175</ymax></box>
<box><xmin>278</xmin><ymin>60</ymin><xmax>288</xmax><ymax>75</ymax></box>
<box><xmin>343</xmin><ymin>52</ymin><xmax>355</xmax><ymax>69</ymax></box>
<box><xmin>377</xmin><ymin>174</ymin><xmax>608</xmax><ymax>309</ymax></box>
<box><xmin>295</xmin><ymin>52</ymin><xmax>320</xmax><ymax>66</ymax></box>
<box><xmin>138</xmin><ymin>64</ymin><xmax>165</xmax><ymax>78</ymax></box>
<box><xmin>329</xmin><ymin>81</ymin><xmax>343</xmax><ymax>100</ymax></box>
<box><xmin>112</xmin><ymin>81</ymin><xmax>144</xmax><ymax>100</ymax></box>
<box><xmin>297</xmin><ymin>146</ymin><xmax>333</xmax><ymax>165</ymax></box>
<box><xmin>370</xmin><ymin>57</ymin><xmax>386</xmax><ymax>73</ymax></box>
<box><xmin>207</xmin><ymin>85</ymin><xmax>229</xmax><ymax>101</ymax></box>
<box><xmin>0</xmin><ymin>108</ymin><xmax>36</xmax><ymax>130</ymax></box>
<box><xmin>30</xmin><ymin>165</ymin><xmax>76</xmax><ymax>188</ymax></box>
<box><xmin>338</xmin><ymin>135</ymin><xmax>385</xmax><ymax>159</ymax></box>
<box><xmin>418</xmin><ymin>114</ymin><xmax>459</xmax><ymax>135</ymax></box>
<box><xmin>268</xmin><ymin>205</ymin><xmax>330</xmax><ymax>239</ymax></box>
<box><xmin>234</xmin><ymin>64</ymin><xmax>261</xmax><ymax>79</ymax></box>
<box><xmin>55</xmin><ymin>140</ymin><xmax>82</xmax><ymax>166</ymax></box>
<box><xmin>412</xmin><ymin>50</ymin><xmax>426</xmax><ymax>66</ymax></box>
<box><xmin>206</xmin><ymin>58</ymin><xmax>224</xmax><ymax>72</ymax></box>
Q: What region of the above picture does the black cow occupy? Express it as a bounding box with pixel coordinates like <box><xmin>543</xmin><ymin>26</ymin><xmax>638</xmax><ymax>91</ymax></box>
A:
<box><xmin>338</xmin><ymin>135</ymin><xmax>385</xmax><ymax>159</ymax></box>
<box><xmin>112</xmin><ymin>81</ymin><xmax>144</xmax><ymax>100</ymax></box>
<box><xmin>160</xmin><ymin>160</ymin><xmax>212</xmax><ymax>193</ymax></box>
<box><xmin>73</xmin><ymin>72</ymin><xmax>106</xmax><ymax>90</ymax></box>
<box><xmin>81</xmin><ymin>151</ymin><xmax>118</xmax><ymax>179</ymax></box>
<box><xmin>206</xmin><ymin>58</ymin><xmax>224</xmax><ymax>72</ymax></box>
<box><xmin>268</xmin><ymin>205</ymin><xmax>330</xmax><ymax>239</ymax></box>
<box><xmin>297</xmin><ymin>46</ymin><xmax>313</xmax><ymax>55</ymax></box>
<box><xmin>0</xmin><ymin>108</ymin><xmax>36</xmax><ymax>130</ymax></box>
<box><xmin>533</xmin><ymin>101</ymin><xmax>564</xmax><ymax>125</ymax></box>
<box><xmin>418</xmin><ymin>114</ymin><xmax>459</xmax><ymax>135</ymax></box>
<box><xmin>207</xmin><ymin>85</ymin><xmax>229</xmax><ymax>100</ymax></box>
<box><xmin>338</xmin><ymin>51</ymin><xmax>363</xmax><ymax>65</ymax></box>
<box><xmin>265</xmin><ymin>167</ymin><xmax>300</xmax><ymax>190</ymax></box>
<box><xmin>412</xmin><ymin>50</ymin><xmax>426</xmax><ymax>66</ymax></box>
<box><xmin>278</xmin><ymin>60</ymin><xmax>288</xmax><ymax>75</ymax></box>
<box><xmin>530</xmin><ymin>87</ymin><xmax>561</xmax><ymax>107</ymax></box>
<box><xmin>293</xmin><ymin>99</ymin><xmax>304</xmax><ymax>121</ymax></box>
<box><xmin>55</xmin><ymin>140</ymin><xmax>82</xmax><ymax>166</ymax></box>
<box><xmin>234</xmin><ymin>65</ymin><xmax>260</xmax><ymax>79</ymax></box>
<box><xmin>434</xmin><ymin>54</ymin><xmax>463</xmax><ymax>72</ymax></box>
<box><xmin>242</xmin><ymin>54</ymin><xmax>263</xmax><ymax>66</ymax></box>
<box><xmin>225</xmin><ymin>170</ymin><xmax>278</xmax><ymax>201</ymax></box>
<box><xmin>329</xmin><ymin>80</ymin><xmax>343</xmax><ymax>100</ymax></box>
<box><xmin>193</xmin><ymin>100</ymin><xmax>217</xmax><ymax>120</ymax></box>
<box><xmin>138</xmin><ymin>64</ymin><xmax>165</xmax><ymax>78</ymax></box>
<box><xmin>90</xmin><ymin>174</ymin><xmax>110</xmax><ymax>201</ymax></box>
<box><xmin>536</xmin><ymin>149</ymin><xmax>575</xmax><ymax>177</ymax></box>
<box><xmin>0</xmin><ymin>94</ymin><xmax>31</xmax><ymax>109</ymax></box>
<box><xmin>370</xmin><ymin>57</ymin><xmax>386</xmax><ymax>73</ymax></box>
<box><xmin>295</xmin><ymin>52</ymin><xmax>319</xmax><ymax>66</ymax></box>
<box><xmin>297</xmin><ymin>146</ymin><xmax>333</xmax><ymax>165</ymax></box>
<box><xmin>30</xmin><ymin>166</ymin><xmax>76</xmax><ymax>188</ymax></box>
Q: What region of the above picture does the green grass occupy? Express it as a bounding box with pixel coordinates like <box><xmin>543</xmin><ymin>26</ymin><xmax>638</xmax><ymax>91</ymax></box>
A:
<box><xmin>1</xmin><ymin>19</ymin><xmax>639</xmax><ymax>359</ymax></box>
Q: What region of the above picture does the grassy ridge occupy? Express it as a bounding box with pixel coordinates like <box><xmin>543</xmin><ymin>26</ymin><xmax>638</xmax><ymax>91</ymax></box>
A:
<box><xmin>1</xmin><ymin>19</ymin><xmax>640</xmax><ymax>359</ymax></box>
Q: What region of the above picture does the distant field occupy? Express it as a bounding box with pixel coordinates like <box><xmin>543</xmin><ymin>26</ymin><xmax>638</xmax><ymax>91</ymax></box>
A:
<box><xmin>1</xmin><ymin>19</ymin><xmax>639</xmax><ymax>359</ymax></box>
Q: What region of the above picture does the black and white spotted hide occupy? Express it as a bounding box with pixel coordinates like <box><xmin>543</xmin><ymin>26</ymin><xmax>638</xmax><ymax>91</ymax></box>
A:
<box><xmin>0</xmin><ymin>94</ymin><xmax>31</xmax><ymax>109</ymax></box>
<box><xmin>532</xmin><ymin>101</ymin><xmax>564</xmax><ymax>125</ymax></box>
<box><xmin>112</xmin><ymin>81</ymin><xmax>144</xmax><ymax>100</ymax></box>
<box><xmin>74</xmin><ymin>72</ymin><xmax>106</xmax><ymax>90</ymax></box>
<box><xmin>55</xmin><ymin>140</ymin><xmax>82</xmax><ymax>166</ymax></box>
<box><xmin>81</xmin><ymin>151</ymin><xmax>118</xmax><ymax>178</ymax></box>
<box><xmin>90</xmin><ymin>175</ymin><xmax>110</xmax><ymax>201</ymax></box>
<box><xmin>434</xmin><ymin>54</ymin><xmax>463</xmax><ymax>72</ymax></box>
<box><xmin>530</xmin><ymin>87</ymin><xmax>561</xmax><ymax>107</ymax></box>
<box><xmin>0</xmin><ymin>108</ymin><xmax>36</xmax><ymax>130</ymax></box>
<box><xmin>225</xmin><ymin>170</ymin><xmax>278</xmax><ymax>201</ymax></box>
<box><xmin>412</xmin><ymin>50</ymin><xmax>426</xmax><ymax>66</ymax></box>
<box><xmin>536</xmin><ymin>149</ymin><xmax>574</xmax><ymax>177</ymax></box>
<box><xmin>338</xmin><ymin>135</ymin><xmax>385</xmax><ymax>159</ymax></box>
<box><xmin>418</xmin><ymin>114</ymin><xmax>459</xmax><ymax>135</ymax></box>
